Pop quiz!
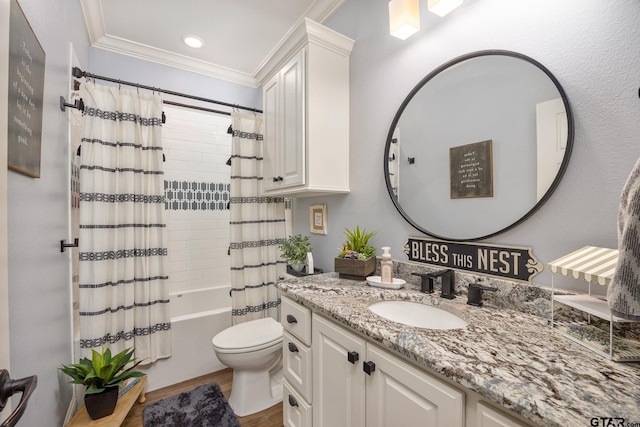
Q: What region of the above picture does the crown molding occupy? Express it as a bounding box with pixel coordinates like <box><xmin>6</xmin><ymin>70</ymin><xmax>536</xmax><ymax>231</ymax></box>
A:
<box><xmin>254</xmin><ymin>16</ymin><xmax>354</xmax><ymax>85</ymax></box>
<box><xmin>80</xmin><ymin>0</ymin><xmax>346</xmax><ymax>89</ymax></box>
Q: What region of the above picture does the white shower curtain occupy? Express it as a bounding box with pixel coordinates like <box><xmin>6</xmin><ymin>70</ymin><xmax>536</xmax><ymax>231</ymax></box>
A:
<box><xmin>229</xmin><ymin>112</ymin><xmax>286</xmax><ymax>325</ymax></box>
<box><xmin>78</xmin><ymin>82</ymin><xmax>171</xmax><ymax>364</ymax></box>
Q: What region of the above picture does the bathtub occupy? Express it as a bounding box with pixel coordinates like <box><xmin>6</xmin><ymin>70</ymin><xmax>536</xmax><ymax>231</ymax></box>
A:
<box><xmin>140</xmin><ymin>285</ymin><xmax>232</xmax><ymax>392</ymax></box>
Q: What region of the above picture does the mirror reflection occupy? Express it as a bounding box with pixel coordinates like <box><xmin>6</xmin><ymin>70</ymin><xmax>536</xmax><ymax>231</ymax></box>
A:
<box><xmin>385</xmin><ymin>50</ymin><xmax>573</xmax><ymax>241</ymax></box>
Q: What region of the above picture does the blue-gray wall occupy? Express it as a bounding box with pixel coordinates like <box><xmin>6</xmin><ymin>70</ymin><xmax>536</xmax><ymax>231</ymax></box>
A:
<box><xmin>6</xmin><ymin>0</ymin><xmax>89</xmax><ymax>425</ymax></box>
<box><xmin>293</xmin><ymin>0</ymin><xmax>640</xmax><ymax>292</ymax></box>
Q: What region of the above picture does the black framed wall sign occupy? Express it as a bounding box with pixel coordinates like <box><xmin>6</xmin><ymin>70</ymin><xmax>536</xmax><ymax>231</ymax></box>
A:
<box><xmin>403</xmin><ymin>236</ymin><xmax>543</xmax><ymax>283</ymax></box>
<box><xmin>7</xmin><ymin>0</ymin><xmax>45</xmax><ymax>178</ymax></box>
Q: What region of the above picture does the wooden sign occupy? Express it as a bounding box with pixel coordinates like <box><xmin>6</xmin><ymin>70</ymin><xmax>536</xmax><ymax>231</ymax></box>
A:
<box><xmin>7</xmin><ymin>0</ymin><xmax>46</xmax><ymax>178</ymax></box>
<box><xmin>403</xmin><ymin>236</ymin><xmax>543</xmax><ymax>283</ymax></box>
<box><xmin>450</xmin><ymin>140</ymin><xmax>493</xmax><ymax>199</ymax></box>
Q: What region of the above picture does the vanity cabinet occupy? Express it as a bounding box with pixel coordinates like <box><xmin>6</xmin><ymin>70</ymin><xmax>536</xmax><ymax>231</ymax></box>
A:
<box><xmin>312</xmin><ymin>313</ymin><xmax>464</xmax><ymax>427</ymax></box>
<box><xmin>281</xmin><ymin>295</ymin><xmax>532</xmax><ymax>427</ymax></box>
<box><xmin>260</xmin><ymin>18</ymin><xmax>353</xmax><ymax>197</ymax></box>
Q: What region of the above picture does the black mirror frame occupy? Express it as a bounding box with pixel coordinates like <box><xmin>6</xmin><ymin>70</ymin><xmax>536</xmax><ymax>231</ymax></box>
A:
<box><xmin>383</xmin><ymin>49</ymin><xmax>574</xmax><ymax>242</ymax></box>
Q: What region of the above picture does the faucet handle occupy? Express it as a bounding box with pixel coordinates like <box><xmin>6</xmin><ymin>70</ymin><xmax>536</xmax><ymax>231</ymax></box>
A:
<box><xmin>467</xmin><ymin>281</ymin><xmax>498</xmax><ymax>307</ymax></box>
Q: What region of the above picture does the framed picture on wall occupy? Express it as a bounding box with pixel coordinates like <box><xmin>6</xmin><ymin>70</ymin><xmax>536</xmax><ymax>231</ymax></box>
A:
<box><xmin>7</xmin><ymin>0</ymin><xmax>46</xmax><ymax>178</ymax></box>
<box><xmin>309</xmin><ymin>204</ymin><xmax>327</xmax><ymax>235</ymax></box>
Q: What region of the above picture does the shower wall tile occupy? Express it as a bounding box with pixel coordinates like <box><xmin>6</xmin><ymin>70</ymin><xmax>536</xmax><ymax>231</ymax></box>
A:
<box><xmin>162</xmin><ymin>105</ymin><xmax>231</xmax><ymax>295</ymax></box>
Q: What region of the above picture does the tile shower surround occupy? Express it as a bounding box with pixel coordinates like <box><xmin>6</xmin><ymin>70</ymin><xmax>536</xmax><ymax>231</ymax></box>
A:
<box><xmin>164</xmin><ymin>180</ymin><xmax>229</xmax><ymax>211</ymax></box>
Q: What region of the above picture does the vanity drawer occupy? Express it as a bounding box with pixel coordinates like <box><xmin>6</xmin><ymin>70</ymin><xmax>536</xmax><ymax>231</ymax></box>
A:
<box><xmin>283</xmin><ymin>331</ymin><xmax>312</xmax><ymax>402</ymax></box>
<box><xmin>476</xmin><ymin>402</ymin><xmax>529</xmax><ymax>427</ymax></box>
<box><xmin>281</xmin><ymin>296</ymin><xmax>311</xmax><ymax>345</ymax></box>
<box><xmin>284</xmin><ymin>380</ymin><xmax>312</xmax><ymax>427</ymax></box>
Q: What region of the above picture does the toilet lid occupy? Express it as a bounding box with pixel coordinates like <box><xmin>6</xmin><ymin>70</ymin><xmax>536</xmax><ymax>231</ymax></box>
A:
<box><xmin>212</xmin><ymin>317</ymin><xmax>282</xmax><ymax>351</ymax></box>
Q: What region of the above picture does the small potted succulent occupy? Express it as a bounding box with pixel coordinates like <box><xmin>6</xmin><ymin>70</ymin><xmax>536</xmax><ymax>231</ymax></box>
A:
<box><xmin>278</xmin><ymin>234</ymin><xmax>312</xmax><ymax>273</ymax></box>
<box><xmin>60</xmin><ymin>346</ymin><xmax>144</xmax><ymax>420</ymax></box>
<box><xmin>335</xmin><ymin>226</ymin><xmax>377</xmax><ymax>280</ymax></box>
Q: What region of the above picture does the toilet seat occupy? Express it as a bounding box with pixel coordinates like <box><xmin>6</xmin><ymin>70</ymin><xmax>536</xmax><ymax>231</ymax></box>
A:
<box><xmin>212</xmin><ymin>317</ymin><xmax>283</xmax><ymax>354</ymax></box>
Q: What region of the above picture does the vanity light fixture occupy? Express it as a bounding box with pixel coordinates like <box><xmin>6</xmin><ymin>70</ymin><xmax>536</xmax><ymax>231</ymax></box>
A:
<box><xmin>388</xmin><ymin>0</ymin><xmax>420</xmax><ymax>40</ymax></box>
<box><xmin>427</xmin><ymin>0</ymin><xmax>463</xmax><ymax>17</ymax></box>
<box><xmin>183</xmin><ymin>35</ymin><xmax>204</xmax><ymax>49</ymax></box>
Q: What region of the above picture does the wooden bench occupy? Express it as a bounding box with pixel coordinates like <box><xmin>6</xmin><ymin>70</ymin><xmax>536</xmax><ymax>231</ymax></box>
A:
<box><xmin>66</xmin><ymin>375</ymin><xmax>147</xmax><ymax>427</ymax></box>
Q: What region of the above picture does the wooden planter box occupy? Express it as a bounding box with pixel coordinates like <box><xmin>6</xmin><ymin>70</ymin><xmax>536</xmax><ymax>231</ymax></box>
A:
<box><xmin>334</xmin><ymin>257</ymin><xmax>376</xmax><ymax>280</ymax></box>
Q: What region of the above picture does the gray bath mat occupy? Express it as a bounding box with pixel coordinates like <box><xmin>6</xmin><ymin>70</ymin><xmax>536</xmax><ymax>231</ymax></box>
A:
<box><xmin>143</xmin><ymin>382</ymin><xmax>240</xmax><ymax>427</ymax></box>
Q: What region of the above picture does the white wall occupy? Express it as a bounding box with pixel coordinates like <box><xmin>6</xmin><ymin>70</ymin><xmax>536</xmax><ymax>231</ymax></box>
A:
<box><xmin>293</xmin><ymin>0</ymin><xmax>640</xmax><ymax>292</ymax></box>
<box><xmin>5</xmin><ymin>0</ymin><xmax>90</xmax><ymax>425</ymax></box>
<box><xmin>162</xmin><ymin>105</ymin><xmax>232</xmax><ymax>296</ymax></box>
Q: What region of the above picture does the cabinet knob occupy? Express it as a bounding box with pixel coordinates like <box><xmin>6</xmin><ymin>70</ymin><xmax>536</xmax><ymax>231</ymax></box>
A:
<box><xmin>347</xmin><ymin>351</ymin><xmax>359</xmax><ymax>364</ymax></box>
<box><xmin>273</xmin><ymin>177</ymin><xmax>279</xmax><ymax>182</ymax></box>
<box><xmin>286</xmin><ymin>314</ymin><xmax>297</xmax><ymax>324</ymax></box>
<box><xmin>288</xmin><ymin>342</ymin><xmax>299</xmax><ymax>353</ymax></box>
<box><xmin>363</xmin><ymin>360</ymin><xmax>376</xmax><ymax>375</ymax></box>
<box><xmin>288</xmin><ymin>395</ymin><xmax>299</xmax><ymax>407</ymax></box>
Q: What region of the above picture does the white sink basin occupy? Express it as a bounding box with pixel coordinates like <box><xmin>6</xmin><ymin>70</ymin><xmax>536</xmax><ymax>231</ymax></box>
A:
<box><xmin>368</xmin><ymin>300</ymin><xmax>468</xmax><ymax>330</ymax></box>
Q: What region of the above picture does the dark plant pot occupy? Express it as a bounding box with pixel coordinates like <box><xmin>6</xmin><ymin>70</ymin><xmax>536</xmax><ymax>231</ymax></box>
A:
<box><xmin>334</xmin><ymin>257</ymin><xmax>376</xmax><ymax>280</ymax></box>
<box><xmin>85</xmin><ymin>386</ymin><xmax>118</xmax><ymax>420</ymax></box>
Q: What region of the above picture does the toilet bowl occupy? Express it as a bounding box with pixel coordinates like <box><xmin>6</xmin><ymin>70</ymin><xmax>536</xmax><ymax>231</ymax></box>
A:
<box><xmin>212</xmin><ymin>317</ymin><xmax>283</xmax><ymax>417</ymax></box>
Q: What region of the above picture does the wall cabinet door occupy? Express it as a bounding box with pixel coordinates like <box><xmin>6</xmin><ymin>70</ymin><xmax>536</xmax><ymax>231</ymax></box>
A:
<box><xmin>262</xmin><ymin>71</ymin><xmax>280</xmax><ymax>193</ymax></box>
<box><xmin>312</xmin><ymin>314</ymin><xmax>366</xmax><ymax>427</ymax></box>
<box><xmin>365</xmin><ymin>344</ymin><xmax>464</xmax><ymax>427</ymax></box>
<box><xmin>262</xmin><ymin>50</ymin><xmax>305</xmax><ymax>192</ymax></box>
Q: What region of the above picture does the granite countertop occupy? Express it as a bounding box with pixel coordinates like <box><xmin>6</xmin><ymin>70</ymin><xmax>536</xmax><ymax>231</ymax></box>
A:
<box><xmin>277</xmin><ymin>273</ymin><xmax>640</xmax><ymax>427</ymax></box>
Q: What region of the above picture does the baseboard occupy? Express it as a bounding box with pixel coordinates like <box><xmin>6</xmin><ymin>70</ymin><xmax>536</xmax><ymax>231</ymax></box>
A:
<box><xmin>63</xmin><ymin>393</ymin><xmax>78</xmax><ymax>425</ymax></box>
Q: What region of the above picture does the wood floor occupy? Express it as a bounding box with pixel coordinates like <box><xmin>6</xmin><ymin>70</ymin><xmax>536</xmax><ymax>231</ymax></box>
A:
<box><xmin>121</xmin><ymin>368</ymin><xmax>283</xmax><ymax>427</ymax></box>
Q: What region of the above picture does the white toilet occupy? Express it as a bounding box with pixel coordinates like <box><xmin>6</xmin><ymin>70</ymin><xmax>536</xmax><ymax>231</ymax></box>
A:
<box><xmin>211</xmin><ymin>317</ymin><xmax>283</xmax><ymax>417</ymax></box>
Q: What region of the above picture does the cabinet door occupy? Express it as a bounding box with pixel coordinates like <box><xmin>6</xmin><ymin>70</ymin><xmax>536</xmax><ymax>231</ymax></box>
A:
<box><xmin>312</xmin><ymin>314</ymin><xmax>365</xmax><ymax>427</ymax></box>
<box><xmin>365</xmin><ymin>344</ymin><xmax>464</xmax><ymax>427</ymax></box>
<box><xmin>262</xmin><ymin>72</ymin><xmax>280</xmax><ymax>192</ymax></box>
<box><xmin>279</xmin><ymin>49</ymin><xmax>305</xmax><ymax>189</ymax></box>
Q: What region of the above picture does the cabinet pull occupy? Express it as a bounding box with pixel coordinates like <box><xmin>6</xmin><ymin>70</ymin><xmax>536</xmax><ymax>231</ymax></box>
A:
<box><xmin>273</xmin><ymin>177</ymin><xmax>279</xmax><ymax>182</ymax></box>
<box><xmin>347</xmin><ymin>351</ymin><xmax>359</xmax><ymax>364</ymax></box>
<box><xmin>363</xmin><ymin>360</ymin><xmax>376</xmax><ymax>375</ymax></box>
<box><xmin>288</xmin><ymin>395</ymin><xmax>299</xmax><ymax>407</ymax></box>
<box><xmin>288</xmin><ymin>342</ymin><xmax>299</xmax><ymax>353</ymax></box>
<box><xmin>286</xmin><ymin>314</ymin><xmax>297</xmax><ymax>324</ymax></box>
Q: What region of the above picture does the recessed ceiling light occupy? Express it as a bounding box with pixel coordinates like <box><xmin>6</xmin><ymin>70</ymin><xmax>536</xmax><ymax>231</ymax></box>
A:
<box><xmin>183</xmin><ymin>35</ymin><xmax>204</xmax><ymax>49</ymax></box>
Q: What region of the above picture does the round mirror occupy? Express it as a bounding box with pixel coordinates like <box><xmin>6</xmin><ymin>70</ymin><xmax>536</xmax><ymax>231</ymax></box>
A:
<box><xmin>384</xmin><ymin>50</ymin><xmax>574</xmax><ymax>241</ymax></box>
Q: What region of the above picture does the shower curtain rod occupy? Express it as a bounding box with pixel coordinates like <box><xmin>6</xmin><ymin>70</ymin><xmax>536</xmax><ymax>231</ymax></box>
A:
<box><xmin>71</xmin><ymin>66</ymin><xmax>263</xmax><ymax>115</ymax></box>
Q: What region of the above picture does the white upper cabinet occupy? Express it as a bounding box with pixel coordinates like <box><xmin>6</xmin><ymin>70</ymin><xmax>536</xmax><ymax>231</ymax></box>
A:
<box><xmin>258</xmin><ymin>18</ymin><xmax>353</xmax><ymax>197</ymax></box>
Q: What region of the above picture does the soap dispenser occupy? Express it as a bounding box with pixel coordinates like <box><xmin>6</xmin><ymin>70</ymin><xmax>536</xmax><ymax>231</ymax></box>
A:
<box><xmin>380</xmin><ymin>247</ymin><xmax>393</xmax><ymax>284</ymax></box>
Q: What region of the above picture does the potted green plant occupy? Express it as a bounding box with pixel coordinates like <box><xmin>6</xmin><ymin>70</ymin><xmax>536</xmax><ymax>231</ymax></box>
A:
<box><xmin>278</xmin><ymin>234</ymin><xmax>312</xmax><ymax>272</ymax></box>
<box><xmin>60</xmin><ymin>346</ymin><xmax>144</xmax><ymax>420</ymax></box>
<box><xmin>335</xmin><ymin>226</ymin><xmax>377</xmax><ymax>280</ymax></box>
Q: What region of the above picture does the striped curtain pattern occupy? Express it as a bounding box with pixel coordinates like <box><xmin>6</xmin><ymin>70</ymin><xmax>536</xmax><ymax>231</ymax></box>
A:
<box><xmin>229</xmin><ymin>112</ymin><xmax>286</xmax><ymax>325</ymax></box>
<box><xmin>78</xmin><ymin>83</ymin><xmax>171</xmax><ymax>363</ymax></box>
